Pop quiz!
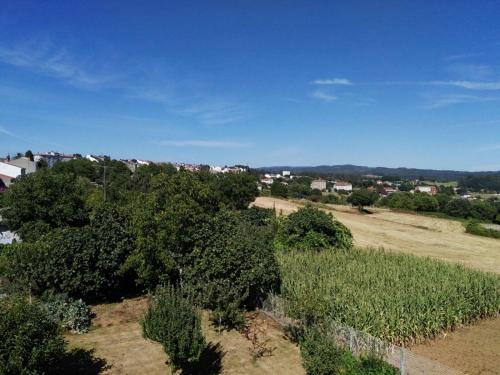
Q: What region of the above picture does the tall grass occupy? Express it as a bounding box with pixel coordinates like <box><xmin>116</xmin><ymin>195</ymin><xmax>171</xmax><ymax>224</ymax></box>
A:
<box><xmin>278</xmin><ymin>248</ymin><xmax>500</xmax><ymax>345</ymax></box>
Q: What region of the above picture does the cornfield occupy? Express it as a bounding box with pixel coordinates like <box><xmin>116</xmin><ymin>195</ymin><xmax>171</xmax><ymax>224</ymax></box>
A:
<box><xmin>277</xmin><ymin>248</ymin><xmax>500</xmax><ymax>345</ymax></box>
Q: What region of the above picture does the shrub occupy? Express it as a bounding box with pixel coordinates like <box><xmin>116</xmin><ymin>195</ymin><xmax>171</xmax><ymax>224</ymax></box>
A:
<box><xmin>186</xmin><ymin>209</ymin><xmax>280</xmax><ymax>315</ymax></box>
<box><xmin>0</xmin><ymin>297</ymin><xmax>66</xmax><ymax>374</ymax></box>
<box><xmin>270</xmin><ymin>181</ymin><xmax>288</xmax><ymax>198</ymax></box>
<box><xmin>42</xmin><ymin>295</ymin><xmax>92</xmax><ymax>334</ymax></box>
<box><xmin>276</xmin><ymin>206</ymin><xmax>353</xmax><ymax>251</ymax></box>
<box><xmin>300</xmin><ymin>329</ymin><xmax>358</xmax><ymax>375</ymax></box>
<box><xmin>347</xmin><ymin>189</ymin><xmax>379</xmax><ymax>209</ymax></box>
<box><xmin>443</xmin><ymin>198</ymin><xmax>472</xmax><ymax>218</ymax></box>
<box><xmin>141</xmin><ymin>286</ymin><xmax>205</xmax><ymax>371</ymax></box>
<box><xmin>299</xmin><ymin>328</ymin><xmax>399</xmax><ymax>375</ymax></box>
<box><xmin>465</xmin><ymin>221</ymin><xmax>500</xmax><ymax>239</ymax></box>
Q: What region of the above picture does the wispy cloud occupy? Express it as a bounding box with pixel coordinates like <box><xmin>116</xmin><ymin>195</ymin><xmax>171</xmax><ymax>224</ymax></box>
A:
<box><xmin>172</xmin><ymin>100</ymin><xmax>247</xmax><ymax>125</ymax></box>
<box><xmin>427</xmin><ymin>80</ymin><xmax>500</xmax><ymax>90</ymax></box>
<box><xmin>444</xmin><ymin>53</ymin><xmax>481</xmax><ymax>62</ymax></box>
<box><xmin>311</xmin><ymin>90</ymin><xmax>337</xmax><ymax>102</ymax></box>
<box><xmin>153</xmin><ymin>140</ymin><xmax>250</xmax><ymax>148</ymax></box>
<box><xmin>0</xmin><ymin>38</ymin><xmax>117</xmax><ymax>90</ymax></box>
<box><xmin>312</xmin><ymin>78</ymin><xmax>352</xmax><ymax>85</ymax></box>
<box><xmin>446</xmin><ymin>63</ymin><xmax>493</xmax><ymax>81</ymax></box>
<box><xmin>0</xmin><ymin>126</ymin><xmax>16</xmax><ymax>138</ymax></box>
<box><xmin>423</xmin><ymin>93</ymin><xmax>500</xmax><ymax>109</ymax></box>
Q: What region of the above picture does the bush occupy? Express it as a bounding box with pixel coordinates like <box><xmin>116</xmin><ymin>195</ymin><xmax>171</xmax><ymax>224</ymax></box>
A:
<box><xmin>42</xmin><ymin>295</ymin><xmax>92</xmax><ymax>334</ymax></box>
<box><xmin>276</xmin><ymin>206</ymin><xmax>353</xmax><ymax>251</ymax></box>
<box><xmin>443</xmin><ymin>198</ymin><xmax>472</xmax><ymax>218</ymax></box>
<box><xmin>270</xmin><ymin>181</ymin><xmax>288</xmax><ymax>198</ymax></box>
<box><xmin>0</xmin><ymin>297</ymin><xmax>66</xmax><ymax>374</ymax></box>
<box><xmin>465</xmin><ymin>221</ymin><xmax>500</xmax><ymax>239</ymax></box>
<box><xmin>299</xmin><ymin>328</ymin><xmax>398</xmax><ymax>375</ymax></box>
<box><xmin>142</xmin><ymin>286</ymin><xmax>205</xmax><ymax>371</ymax></box>
<box><xmin>186</xmin><ymin>209</ymin><xmax>280</xmax><ymax>315</ymax></box>
<box><xmin>347</xmin><ymin>189</ymin><xmax>379</xmax><ymax>209</ymax></box>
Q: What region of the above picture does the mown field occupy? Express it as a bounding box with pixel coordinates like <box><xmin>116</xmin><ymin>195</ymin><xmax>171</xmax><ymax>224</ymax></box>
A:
<box><xmin>254</xmin><ymin>197</ymin><xmax>500</xmax><ymax>274</ymax></box>
<box><xmin>278</xmin><ymin>248</ymin><xmax>500</xmax><ymax>345</ymax></box>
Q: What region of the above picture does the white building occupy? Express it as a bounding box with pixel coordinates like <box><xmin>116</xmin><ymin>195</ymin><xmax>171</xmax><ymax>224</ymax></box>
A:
<box><xmin>311</xmin><ymin>179</ymin><xmax>327</xmax><ymax>191</ymax></box>
<box><xmin>415</xmin><ymin>186</ymin><xmax>437</xmax><ymax>195</ymax></box>
<box><xmin>35</xmin><ymin>152</ymin><xmax>75</xmax><ymax>168</ymax></box>
<box><xmin>333</xmin><ymin>182</ymin><xmax>353</xmax><ymax>192</ymax></box>
<box><xmin>282</xmin><ymin>170</ymin><xmax>291</xmax><ymax>177</ymax></box>
<box><xmin>0</xmin><ymin>157</ymin><xmax>38</xmax><ymax>188</ymax></box>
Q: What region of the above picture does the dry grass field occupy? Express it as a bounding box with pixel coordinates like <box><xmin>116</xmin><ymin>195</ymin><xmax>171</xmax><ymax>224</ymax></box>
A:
<box><xmin>253</xmin><ymin>196</ymin><xmax>500</xmax><ymax>274</ymax></box>
<box><xmin>66</xmin><ymin>297</ymin><xmax>305</xmax><ymax>375</ymax></box>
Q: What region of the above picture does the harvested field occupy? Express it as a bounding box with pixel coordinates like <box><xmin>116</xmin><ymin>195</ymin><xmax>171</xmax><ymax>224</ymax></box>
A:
<box><xmin>253</xmin><ymin>197</ymin><xmax>500</xmax><ymax>274</ymax></box>
<box><xmin>411</xmin><ymin>316</ymin><xmax>500</xmax><ymax>375</ymax></box>
<box><xmin>66</xmin><ymin>297</ymin><xmax>305</xmax><ymax>375</ymax></box>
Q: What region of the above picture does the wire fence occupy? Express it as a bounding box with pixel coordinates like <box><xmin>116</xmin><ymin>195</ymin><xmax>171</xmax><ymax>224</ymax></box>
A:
<box><xmin>261</xmin><ymin>295</ymin><xmax>464</xmax><ymax>375</ymax></box>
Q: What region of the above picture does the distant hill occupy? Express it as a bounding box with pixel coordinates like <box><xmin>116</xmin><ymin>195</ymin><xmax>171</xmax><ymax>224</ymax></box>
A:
<box><xmin>256</xmin><ymin>164</ymin><xmax>500</xmax><ymax>181</ymax></box>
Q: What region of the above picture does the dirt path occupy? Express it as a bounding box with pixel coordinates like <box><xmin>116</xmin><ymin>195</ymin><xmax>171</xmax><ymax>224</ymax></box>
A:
<box><xmin>411</xmin><ymin>317</ymin><xmax>500</xmax><ymax>375</ymax></box>
<box><xmin>253</xmin><ymin>197</ymin><xmax>500</xmax><ymax>274</ymax></box>
<box><xmin>67</xmin><ymin>297</ymin><xmax>305</xmax><ymax>375</ymax></box>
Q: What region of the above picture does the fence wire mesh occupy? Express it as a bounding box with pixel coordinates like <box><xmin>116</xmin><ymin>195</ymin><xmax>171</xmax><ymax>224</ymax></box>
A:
<box><xmin>261</xmin><ymin>295</ymin><xmax>464</xmax><ymax>375</ymax></box>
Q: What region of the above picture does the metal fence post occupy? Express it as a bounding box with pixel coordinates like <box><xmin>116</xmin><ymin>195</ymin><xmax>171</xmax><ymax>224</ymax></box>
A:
<box><xmin>400</xmin><ymin>348</ymin><xmax>406</xmax><ymax>375</ymax></box>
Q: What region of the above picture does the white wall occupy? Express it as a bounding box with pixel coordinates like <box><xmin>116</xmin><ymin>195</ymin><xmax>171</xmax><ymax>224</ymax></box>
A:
<box><xmin>0</xmin><ymin>161</ymin><xmax>23</xmax><ymax>178</ymax></box>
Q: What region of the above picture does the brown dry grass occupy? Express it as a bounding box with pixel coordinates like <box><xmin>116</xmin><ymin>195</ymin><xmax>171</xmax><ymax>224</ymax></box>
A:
<box><xmin>253</xmin><ymin>197</ymin><xmax>500</xmax><ymax>274</ymax></box>
<box><xmin>66</xmin><ymin>297</ymin><xmax>304</xmax><ymax>375</ymax></box>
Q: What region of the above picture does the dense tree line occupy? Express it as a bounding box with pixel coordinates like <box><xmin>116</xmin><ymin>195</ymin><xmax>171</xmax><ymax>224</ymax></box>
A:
<box><xmin>381</xmin><ymin>192</ymin><xmax>500</xmax><ymax>223</ymax></box>
<box><xmin>459</xmin><ymin>175</ymin><xmax>500</xmax><ymax>192</ymax></box>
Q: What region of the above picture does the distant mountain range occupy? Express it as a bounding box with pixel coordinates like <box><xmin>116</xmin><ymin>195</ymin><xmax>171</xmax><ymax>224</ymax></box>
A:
<box><xmin>256</xmin><ymin>164</ymin><xmax>500</xmax><ymax>181</ymax></box>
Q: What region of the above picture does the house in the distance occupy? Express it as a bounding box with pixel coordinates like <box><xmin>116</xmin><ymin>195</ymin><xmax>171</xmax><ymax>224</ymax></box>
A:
<box><xmin>415</xmin><ymin>186</ymin><xmax>437</xmax><ymax>195</ymax></box>
<box><xmin>333</xmin><ymin>181</ymin><xmax>353</xmax><ymax>192</ymax></box>
<box><xmin>34</xmin><ymin>151</ymin><xmax>75</xmax><ymax>168</ymax></box>
<box><xmin>311</xmin><ymin>179</ymin><xmax>327</xmax><ymax>191</ymax></box>
<box><xmin>0</xmin><ymin>157</ymin><xmax>37</xmax><ymax>188</ymax></box>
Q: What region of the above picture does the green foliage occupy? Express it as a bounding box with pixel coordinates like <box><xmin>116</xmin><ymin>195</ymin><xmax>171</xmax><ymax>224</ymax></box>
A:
<box><xmin>270</xmin><ymin>181</ymin><xmax>288</xmax><ymax>198</ymax></box>
<box><xmin>0</xmin><ymin>297</ymin><xmax>66</xmax><ymax>374</ymax></box>
<box><xmin>53</xmin><ymin>158</ymin><xmax>97</xmax><ymax>181</ymax></box>
<box><xmin>141</xmin><ymin>286</ymin><xmax>205</xmax><ymax>371</ymax></box>
<box><xmin>186</xmin><ymin>209</ymin><xmax>280</xmax><ymax>312</ymax></box>
<box><xmin>470</xmin><ymin>200</ymin><xmax>497</xmax><ymax>221</ymax></box>
<box><xmin>413</xmin><ymin>193</ymin><xmax>439</xmax><ymax>212</ymax></box>
<box><xmin>299</xmin><ymin>328</ymin><xmax>397</xmax><ymax>375</ymax></box>
<box><xmin>278</xmin><ymin>248</ymin><xmax>500</xmax><ymax>344</ymax></box>
<box><xmin>347</xmin><ymin>189</ymin><xmax>379</xmax><ymax>209</ymax></box>
<box><xmin>2</xmin><ymin>169</ymin><xmax>90</xmax><ymax>239</ymax></box>
<box><xmin>443</xmin><ymin>198</ymin><xmax>472</xmax><ymax>218</ymax></box>
<box><xmin>42</xmin><ymin>295</ymin><xmax>92</xmax><ymax>334</ymax></box>
<box><xmin>288</xmin><ymin>180</ymin><xmax>312</xmax><ymax>199</ymax></box>
<box><xmin>211</xmin><ymin>301</ymin><xmax>246</xmax><ymax>331</ymax></box>
<box><xmin>276</xmin><ymin>206</ymin><xmax>353</xmax><ymax>251</ymax></box>
<box><xmin>215</xmin><ymin>172</ymin><xmax>259</xmax><ymax>210</ymax></box>
<box><xmin>465</xmin><ymin>221</ymin><xmax>500</xmax><ymax>239</ymax></box>
<box><xmin>1</xmin><ymin>204</ymin><xmax>134</xmax><ymax>300</ymax></box>
<box><xmin>459</xmin><ymin>174</ymin><xmax>500</xmax><ymax>192</ymax></box>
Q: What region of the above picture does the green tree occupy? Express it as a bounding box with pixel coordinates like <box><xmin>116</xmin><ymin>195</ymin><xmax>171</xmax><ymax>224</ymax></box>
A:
<box><xmin>270</xmin><ymin>181</ymin><xmax>288</xmax><ymax>198</ymax></box>
<box><xmin>53</xmin><ymin>158</ymin><xmax>98</xmax><ymax>181</ymax></box>
<box><xmin>470</xmin><ymin>200</ymin><xmax>497</xmax><ymax>221</ymax></box>
<box><xmin>24</xmin><ymin>150</ymin><xmax>34</xmax><ymax>161</ymax></box>
<box><xmin>0</xmin><ymin>297</ymin><xmax>66</xmax><ymax>374</ymax></box>
<box><xmin>186</xmin><ymin>209</ymin><xmax>280</xmax><ymax>312</ymax></box>
<box><xmin>443</xmin><ymin>198</ymin><xmax>472</xmax><ymax>218</ymax></box>
<box><xmin>1</xmin><ymin>204</ymin><xmax>134</xmax><ymax>300</ymax></box>
<box><xmin>215</xmin><ymin>172</ymin><xmax>259</xmax><ymax>210</ymax></box>
<box><xmin>413</xmin><ymin>193</ymin><xmax>439</xmax><ymax>212</ymax></box>
<box><xmin>2</xmin><ymin>169</ymin><xmax>90</xmax><ymax>239</ymax></box>
<box><xmin>276</xmin><ymin>206</ymin><xmax>353</xmax><ymax>250</ymax></box>
<box><xmin>347</xmin><ymin>189</ymin><xmax>379</xmax><ymax>210</ymax></box>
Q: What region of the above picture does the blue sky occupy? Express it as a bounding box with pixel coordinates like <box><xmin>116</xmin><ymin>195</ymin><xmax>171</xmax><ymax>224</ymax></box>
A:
<box><xmin>1</xmin><ymin>1</ymin><xmax>500</xmax><ymax>170</ymax></box>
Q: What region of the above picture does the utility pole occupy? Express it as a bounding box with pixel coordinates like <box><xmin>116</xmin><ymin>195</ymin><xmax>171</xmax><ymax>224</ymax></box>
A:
<box><xmin>103</xmin><ymin>158</ymin><xmax>107</xmax><ymax>202</ymax></box>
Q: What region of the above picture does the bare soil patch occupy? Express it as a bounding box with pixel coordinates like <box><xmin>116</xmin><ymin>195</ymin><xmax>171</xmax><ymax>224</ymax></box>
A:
<box><xmin>67</xmin><ymin>297</ymin><xmax>304</xmax><ymax>375</ymax></box>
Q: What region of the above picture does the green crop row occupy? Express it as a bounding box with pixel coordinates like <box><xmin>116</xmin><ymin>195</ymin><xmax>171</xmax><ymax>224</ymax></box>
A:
<box><xmin>278</xmin><ymin>248</ymin><xmax>500</xmax><ymax>345</ymax></box>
